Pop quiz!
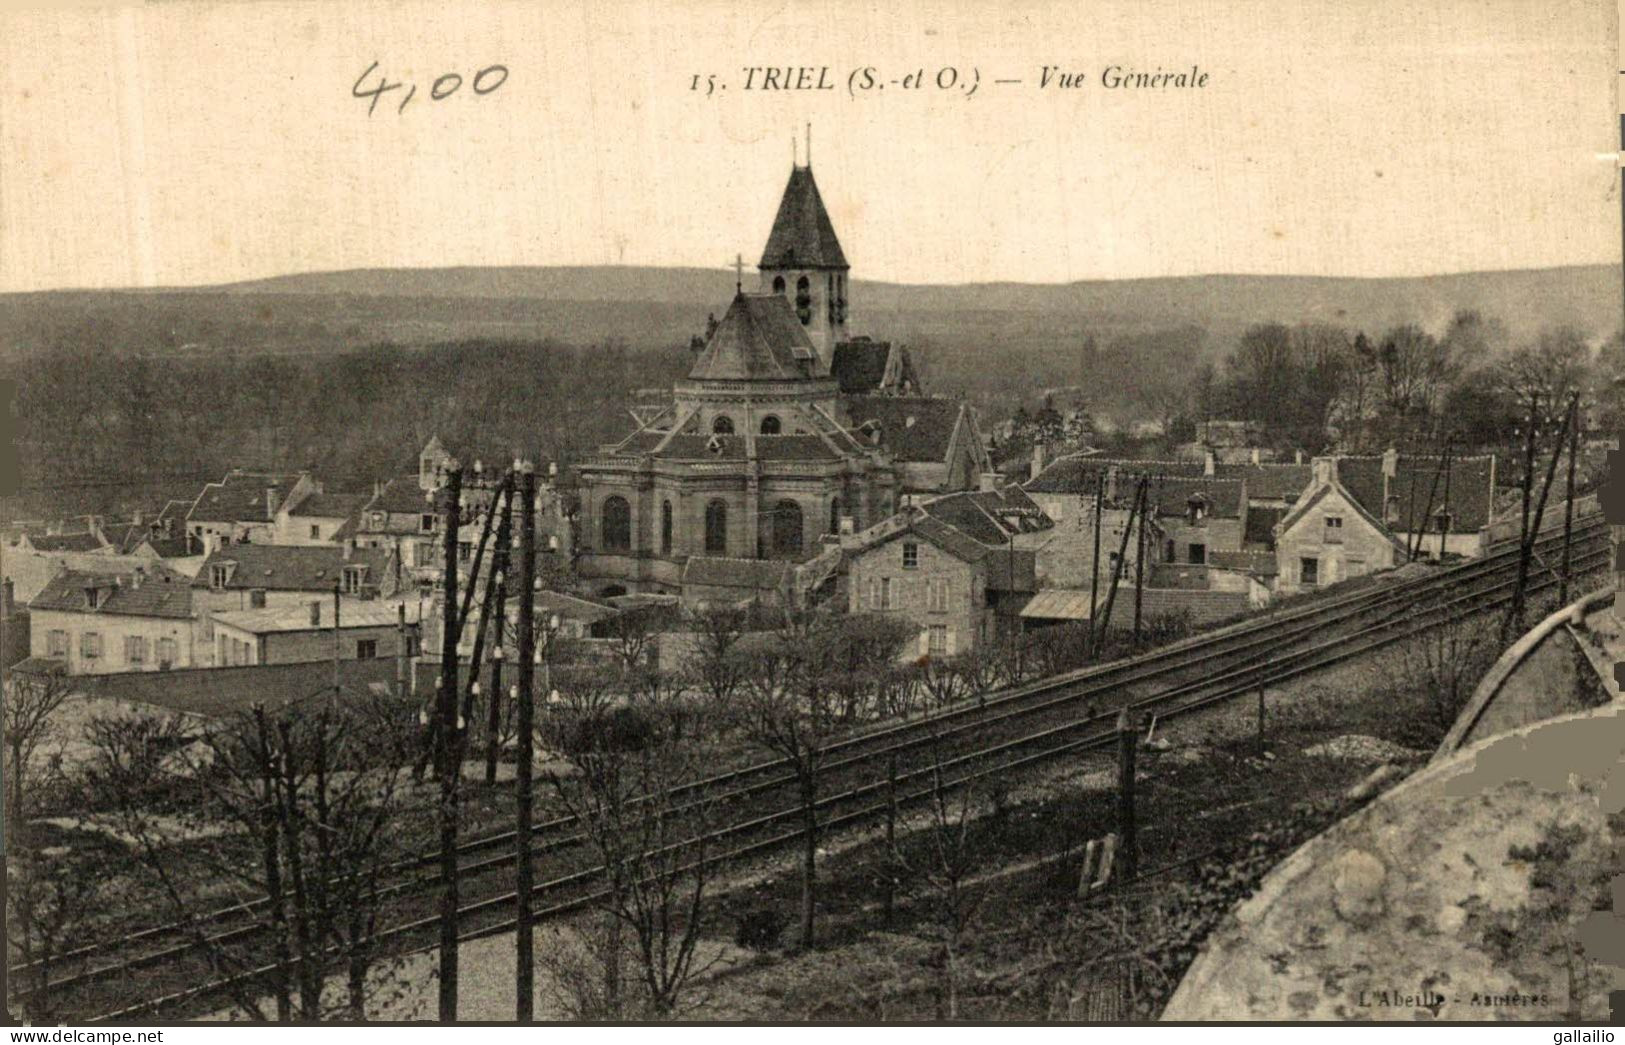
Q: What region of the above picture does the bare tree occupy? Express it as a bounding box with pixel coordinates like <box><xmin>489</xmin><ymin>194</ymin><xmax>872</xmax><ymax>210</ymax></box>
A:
<box><xmin>3</xmin><ymin>669</ymin><xmax>75</xmax><ymax>832</ymax></box>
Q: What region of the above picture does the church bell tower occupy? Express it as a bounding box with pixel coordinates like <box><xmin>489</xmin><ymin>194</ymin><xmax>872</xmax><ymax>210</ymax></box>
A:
<box><xmin>757</xmin><ymin>145</ymin><xmax>850</xmax><ymax>358</ymax></box>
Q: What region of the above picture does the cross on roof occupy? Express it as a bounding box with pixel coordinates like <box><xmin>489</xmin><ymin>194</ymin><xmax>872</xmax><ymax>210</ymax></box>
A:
<box><xmin>734</xmin><ymin>252</ymin><xmax>743</xmax><ymax>294</ymax></box>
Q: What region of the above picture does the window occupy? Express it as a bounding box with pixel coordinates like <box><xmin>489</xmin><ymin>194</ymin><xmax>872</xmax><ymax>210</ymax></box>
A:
<box><xmin>660</xmin><ymin>500</ymin><xmax>673</xmax><ymax>555</ymax></box>
<box><xmin>1188</xmin><ymin>543</ymin><xmax>1206</xmax><ymax>565</ymax></box>
<box><xmin>310</xmin><ymin>524</ymin><xmax>321</xmax><ymax>539</ymax></box>
<box><xmin>1300</xmin><ymin>557</ymin><xmax>1320</xmax><ymax>586</ymax></box>
<box><xmin>829</xmin><ymin>497</ymin><xmax>841</xmax><ymax>535</ymax></box>
<box><xmin>759</xmin><ymin>415</ymin><xmax>782</xmax><ymax>435</ymax></box>
<box><xmin>82</xmin><ymin>631</ymin><xmax>102</xmax><ymax>659</ymax></box>
<box><xmin>1164</xmin><ymin>539</ymin><xmax>1177</xmax><ymax>562</ymax></box>
<box><xmin>601</xmin><ymin>496</ymin><xmax>632</xmax><ymax>552</ymax></box>
<box><xmin>406</xmin><ymin>634</ymin><xmax>421</xmax><ymax>657</ymax></box>
<box><xmin>86</xmin><ymin>587</ymin><xmax>102</xmax><ymax>610</ymax></box>
<box><xmin>250</xmin><ymin>589</ymin><xmax>267</xmax><ymax>608</ymax></box>
<box><xmin>881</xmin><ymin>577</ymin><xmax>893</xmax><ymax>610</ymax></box>
<box><xmin>421</xmin><ymin>513</ymin><xmax>436</xmax><ymax>533</ymax></box>
<box><xmin>902</xmin><ymin>542</ymin><xmax>919</xmax><ymax>569</ymax></box>
<box><xmin>459</xmin><ymin>541</ymin><xmax>473</xmax><ymax>563</ymax></box>
<box><xmin>211</xmin><ymin>564</ymin><xmax>230</xmax><ymax>589</ymax></box>
<box><xmin>342</xmin><ymin>566</ymin><xmax>364</xmax><ymax>595</ymax></box>
<box><xmin>711</xmin><ymin>415</ymin><xmax>735</xmax><ymax>435</ymax></box>
<box><xmin>795</xmin><ymin>275</ymin><xmax>812</xmax><ymax>324</ymax></box>
<box><xmin>928</xmin><ymin>578</ymin><xmax>949</xmax><ymax>612</ymax></box>
<box><xmin>126</xmin><ymin>635</ymin><xmax>147</xmax><ymax>663</ymax></box>
<box><xmin>157</xmin><ymin>637</ymin><xmax>177</xmax><ymax>667</ymax></box>
<box><xmin>772</xmin><ymin>500</ymin><xmax>803</xmax><ymax>558</ymax></box>
<box><xmin>704</xmin><ymin>499</ymin><xmax>728</xmax><ymax>555</ymax></box>
<box><xmin>1324</xmin><ymin>515</ymin><xmax>1344</xmax><ymax>544</ymax></box>
<box><xmin>928</xmin><ymin>625</ymin><xmax>948</xmax><ymax>656</ymax></box>
<box><xmin>47</xmin><ymin>629</ymin><xmax>68</xmax><ymax>657</ymax></box>
<box><xmin>772</xmin><ymin>275</ymin><xmax>785</xmax><ymax>294</ymax></box>
<box><xmin>356</xmin><ymin>639</ymin><xmax>378</xmax><ymax>660</ymax></box>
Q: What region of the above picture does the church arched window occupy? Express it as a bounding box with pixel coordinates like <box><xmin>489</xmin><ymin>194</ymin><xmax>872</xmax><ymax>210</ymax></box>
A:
<box><xmin>795</xmin><ymin>276</ymin><xmax>812</xmax><ymax>325</ymax></box>
<box><xmin>705</xmin><ymin>499</ymin><xmax>728</xmax><ymax>555</ymax></box>
<box><xmin>601</xmin><ymin>496</ymin><xmax>631</xmax><ymax>552</ymax></box>
<box><xmin>712</xmin><ymin>415</ymin><xmax>735</xmax><ymax>435</ymax></box>
<box><xmin>829</xmin><ymin>497</ymin><xmax>841</xmax><ymax>534</ymax></box>
<box><xmin>759</xmin><ymin>415</ymin><xmax>782</xmax><ymax>435</ymax></box>
<box><xmin>660</xmin><ymin>499</ymin><xmax>673</xmax><ymax>555</ymax></box>
<box><xmin>772</xmin><ymin>275</ymin><xmax>785</xmax><ymax>294</ymax></box>
<box><xmin>772</xmin><ymin>500</ymin><xmax>804</xmax><ymax>558</ymax></box>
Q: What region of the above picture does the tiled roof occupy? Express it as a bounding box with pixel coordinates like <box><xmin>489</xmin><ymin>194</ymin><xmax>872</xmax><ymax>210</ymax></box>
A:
<box><xmin>288</xmin><ymin>492</ymin><xmax>369</xmax><ymax>519</ymax></box>
<box><xmin>26</xmin><ymin>532</ymin><xmax>106</xmax><ymax>553</ymax></box>
<box><xmin>140</xmin><ymin>536</ymin><xmax>198</xmax><ymax>558</ymax></box>
<box><xmin>830</xmin><ymin>340</ymin><xmax>891</xmax><ymax>394</ymax></box>
<box><xmin>30</xmin><ymin>565</ymin><xmax>193</xmax><ymax>619</ymax></box>
<box><xmin>1337</xmin><ymin>455</ymin><xmax>1495</xmax><ymax>534</ymax></box>
<box><xmin>1025</xmin><ymin>455</ymin><xmax>1206</xmax><ymax>494</ymax></box>
<box><xmin>1216</xmin><ymin>463</ymin><xmax>1312</xmax><ymax>501</ymax></box>
<box><xmin>758</xmin><ymin>165</ymin><xmax>848</xmax><ymax>269</ymax></box>
<box><xmin>1209</xmin><ymin>549</ymin><xmax>1279</xmax><ymax>577</ymax></box>
<box><xmin>754</xmin><ymin>435</ymin><xmax>841</xmax><ymax>462</ymax></box>
<box><xmin>841</xmin><ymin>396</ymin><xmax>963</xmax><ymax>463</ymax></box>
<box><xmin>188</xmin><ymin>472</ymin><xmax>301</xmax><ymax>523</ymax></box>
<box><xmin>192</xmin><ymin>544</ymin><xmax>391</xmax><ymax>592</ymax></box>
<box><xmin>654</xmin><ymin>434</ymin><xmax>748</xmax><ymax>461</ymax></box>
<box><xmin>682</xmin><ymin>556</ymin><xmax>793</xmax><ymax>592</ymax></box>
<box><xmin>919</xmin><ymin>487</ymin><xmax>1052</xmax><ymax>546</ymax></box>
<box><xmin>687</xmin><ymin>293</ymin><xmax>821</xmax><ymax>381</ymax></box>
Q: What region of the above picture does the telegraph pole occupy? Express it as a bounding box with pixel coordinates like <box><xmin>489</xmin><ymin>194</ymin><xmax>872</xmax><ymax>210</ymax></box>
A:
<box><xmin>484</xmin><ymin>483</ymin><xmax>514</xmax><ymax>783</ymax></box>
<box><xmin>1115</xmin><ymin>708</ymin><xmax>1137</xmax><ymax>883</ymax></box>
<box><xmin>435</xmin><ymin>461</ymin><xmax>463</xmax><ymax>1023</ymax></box>
<box><xmin>1132</xmin><ymin>479</ymin><xmax>1146</xmax><ymax>648</ymax></box>
<box><xmin>1561</xmin><ymin>393</ymin><xmax>1580</xmax><ymax>603</ymax></box>
<box><xmin>514</xmin><ymin>460</ymin><xmax>537</xmax><ymax>1021</ymax></box>
<box><xmin>1086</xmin><ymin>475</ymin><xmax>1104</xmax><ymax>659</ymax></box>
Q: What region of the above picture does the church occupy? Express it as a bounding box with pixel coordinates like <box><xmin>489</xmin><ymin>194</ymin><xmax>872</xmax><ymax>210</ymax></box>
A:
<box><xmin>573</xmin><ymin>159</ymin><xmax>992</xmax><ymax>600</ymax></box>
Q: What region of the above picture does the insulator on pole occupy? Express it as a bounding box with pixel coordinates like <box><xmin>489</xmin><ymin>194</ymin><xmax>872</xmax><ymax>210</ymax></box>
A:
<box><xmin>549</xmin><ymin>614</ymin><xmax>561</xmax><ymax>631</ymax></box>
<box><xmin>471</xmin><ymin>681</ymin><xmax>481</xmax><ymax>696</ymax></box>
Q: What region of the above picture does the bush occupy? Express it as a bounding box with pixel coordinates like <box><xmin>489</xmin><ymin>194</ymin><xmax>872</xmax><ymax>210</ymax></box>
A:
<box><xmin>563</xmin><ymin>705</ymin><xmax>659</xmax><ymax>757</ymax></box>
<box><xmin>734</xmin><ymin>907</ymin><xmax>786</xmax><ymax>951</ymax></box>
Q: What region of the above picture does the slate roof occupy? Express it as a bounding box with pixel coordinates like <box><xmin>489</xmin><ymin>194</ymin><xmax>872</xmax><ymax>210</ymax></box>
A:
<box><xmin>188</xmin><ymin>472</ymin><xmax>301</xmax><ymax>524</ymax></box>
<box><xmin>1337</xmin><ymin>455</ymin><xmax>1496</xmax><ymax>534</ymax></box>
<box><xmin>681</xmin><ymin>556</ymin><xmax>793</xmax><ymax>592</ymax></box>
<box><xmin>687</xmin><ymin>293</ymin><xmax>822</xmax><ymax>381</ymax></box>
<box><xmin>830</xmin><ymin>339</ymin><xmax>892</xmax><ymax>394</ymax></box>
<box><xmin>919</xmin><ymin>487</ymin><xmax>1052</xmax><ymax>546</ymax></box>
<box><xmin>653</xmin><ymin>434</ymin><xmax>749</xmax><ymax>461</ymax></box>
<box><xmin>758</xmin><ymin>165</ymin><xmax>848</xmax><ymax>270</ymax></box>
<box><xmin>1216</xmin><ymin>463</ymin><xmax>1312</xmax><ymax>502</ymax></box>
<box><xmin>1146</xmin><ymin>477</ymin><xmax>1245</xmax><ymax>521</ymax></box>
<box><xmin>288</xmin><ymin>492</ymin><xmax>369</xmax><ymax>519</ymax></box>
<box><xmin>139</xmin><ymin>536</ymin><xmax>199</xmax><ymax>559</ymax></box>
<box><xmin>31</xmin><ymin>565</ymin><xmax>193</xmax><ymax>619</ymax></box>
<box><xmin>25</xmin><ymin>532</ymin><xmax>107</xmax><ymax>553</ymax></box>
<box><xmin>1027</xmin><ymin>458</ymin><xmax>1244</xmax><ymax>520</ymax></box>
<box><xmin>1026</xmin><ymin>455</ymin><xmax>1205</xmax><ymax>494</ymax></box>
<box><xmin>366</xmin><ymin>476</ymin><xmax>432</xmax><ymax>514</ymax></box>
<box><xmin>754</xmin><ymin>435</ymin><xmax>842</xmax><ymax>462</ymax></box>
<box><xmin>841</xmin><ymin>396</ymin><xmax>964</xmax><ymax>464</ymax></box>
<box><xmin>1209</xmin><ymin>549</ymin><xmax>1280</xmax><ymax>577</ymax></box>
<box><xmin>192</xmin><ymin>544</ymin><xmax>391</xmax><ymax>592</ymax></box>
<box><xmin>213</xmin><ymin>600</ymin><xmax>420</xmax><ymax>633</ymax></box>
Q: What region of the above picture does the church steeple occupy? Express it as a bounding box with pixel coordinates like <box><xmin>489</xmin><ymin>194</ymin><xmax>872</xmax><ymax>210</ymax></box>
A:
<box><xmin>758</xmin><ymin>156</ymin><xmax>850</xmax><ymax>355</ymax></box>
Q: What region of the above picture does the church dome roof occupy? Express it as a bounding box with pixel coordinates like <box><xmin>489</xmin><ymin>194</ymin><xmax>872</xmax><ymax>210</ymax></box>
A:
<box><xmin>687</xmin><ymin>292</ymin><xmax>826</xmax><ymax>381</ymax></box>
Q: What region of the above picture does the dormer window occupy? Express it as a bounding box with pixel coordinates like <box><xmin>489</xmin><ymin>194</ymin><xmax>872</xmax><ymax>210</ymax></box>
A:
<box><xmin>1186</xmin><ymin>496</ymin><xmax>1208</xmax><ymax>524</ymax></box>
<box><xmin>86</xmin><ymin>587</ymin><xmax>103</xmax><ymax>610</ymax></box>
<box><xmin>342</xmin><ymin>565</ymin><xmax>365</xmax><ymax>594</ymax></box>
<box><xmin>211</xmin><ymin>564</ymin><xmax>231</xmax><ymax>589</ymax></box>
<box><xmin>421</xmin><ymin>513</ymin><xmax>435</xmax><ymax>533</ymax></box>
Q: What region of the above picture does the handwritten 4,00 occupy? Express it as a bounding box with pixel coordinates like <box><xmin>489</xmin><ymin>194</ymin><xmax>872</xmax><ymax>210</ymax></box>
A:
<box><xmin>352</xmin><ymin>61</ymin><xmax>509</xmax><ymax>116</ymax></box>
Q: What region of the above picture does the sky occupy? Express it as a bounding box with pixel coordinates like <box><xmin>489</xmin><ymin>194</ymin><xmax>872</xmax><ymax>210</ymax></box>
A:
<box><xmin>0</xmin><ymin>0</ymin><xmax>1617</xmax><ymax>292</ymax></box>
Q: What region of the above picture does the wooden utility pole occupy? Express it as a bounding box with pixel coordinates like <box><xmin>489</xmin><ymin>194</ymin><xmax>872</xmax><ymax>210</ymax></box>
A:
<box><xmin>1505</xmin><ymin>397</ymin><xmax>1540</xmax><ymax>643</ymax></box>
<box><xmin>484</xmin><ymin>488</ymin><xmax>513</xmax><ymax>784</ymax></box>
<box><xmin>1115</xmin><ymin>708</ymin><xmax>1137</xmax><ymax>883</ymax></box>
<box><xmin>1086</xmin><ymin>476</ymin><xmax>1104</xmax><ymax>659</ymax></box>
<box><xmin>514</xmin><ymin>461</ymin><xmax>537</xmax><ymax>1021</ymax></box>
<box><xmin>396</xmin><ymin>603</ymin><xmax>408</xmax><ymax>703</ymax></box>
<box><xmin>1132</xmin><ymin>480</ymin><xmax>1147</xmax><ymax>648</ymax></box>
<box><xmin>1094</xmin><ymin>479</ymin><xmax>1143</xmax><ymax>641</ymax></box>
<box><xmin>331</xmin><ymin>581</ymin><xmax>342</xmax><ymax>706</ymax></box>
<box><xmin>1560</xmin><ymin>393</ymin><xmax>1580</xmax><ymax>603</ymax></box>
<box><xmin>435</xmin><ymin>462</ymin><xmax>463</xmax><ymax>1023</ymax></box>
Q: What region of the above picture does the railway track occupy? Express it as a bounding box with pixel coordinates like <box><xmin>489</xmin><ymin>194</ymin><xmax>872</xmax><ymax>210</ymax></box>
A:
<box><xmin>14</xmin><ymin>515</ymin><xmax>1609</xmax><ymax>1021</ymax></box>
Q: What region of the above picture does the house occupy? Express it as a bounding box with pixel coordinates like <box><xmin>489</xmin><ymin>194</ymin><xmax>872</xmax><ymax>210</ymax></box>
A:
<box><xmin>1334</xmin><ymin>449</ymin><xmax>1497</xmax><ymax>559</ymax></box>
<box><xmin>209</xmin><ymin>599</ymin><xmax>420</xmax><ymax>667</ymax></box>
<box><xmin>191</xmin><ymin>544</ymin><xmax>397</xmax><ymax>664</ymax></box>
<box><xmin>1273</xmin><ymin>457</ymin><xmax>1409</xmax><ymax>594</ymax></box>
<box><xmin>354</xmin><ymin>475</ymin><xmax>439</xmax><ymax>580</ymax></box>
<box><xmin>28</xmin><ymin>564</ymin><xmax>197</xmax><ymax>674</ymax></box>
<box><xmin>842</xmin><ymin>485</ymin><xmax>1042</xmax><ymax>657</ymax></box>
<box><xmin>184</xmin><ymin>470</ymin><xmax>317</xmax><ymax>553</ymax></box>
<box><xmin>275</xmin><ymin>491</ymin><xmax>370</xmax><ymax>546</ymax></box>
<box><xmin>3</xmin><ymin>579</ymin><xmax>30</xmax><ymax>669</ymax></box>
<box><xmin>1025</xmin><ymin>455</ymin><xmax>1251</xmax><ymax>566</ymax></box>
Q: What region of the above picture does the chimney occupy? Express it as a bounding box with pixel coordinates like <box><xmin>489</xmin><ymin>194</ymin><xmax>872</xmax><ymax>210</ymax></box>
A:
<box><xmin>978</xmin><ymin>472</ymin><xmax>1000</xmax><ymax>493</ymax></box>
<box><xmin>1381</xmin><ymin>447</ymin><xmax>1399</xmax><ymax>479</ymax></box>
<box><xmin>2</xmin><ymin>578</ymin><xmax>13</xmax><ymax>617</ymax></box>
<box><xmin>1294</xmin><ymin>448</ymin><xmax>1304</xmax><ymax>465</ymax></box>
<box><xmin>1203</xmin><ymin>448</ymin><xmax>1216</xmax><ymax>477</ymax></box>
<box><xmin>310</xmin><ymin>601</ymin><xmax>322</xmax><ymax>626</ymax></box>
<box><xmin>1030</xmin><ymin>441</ymin><xmax>1048</xmax><ymax>481</ymax></box>
<box><xmin>1311</xmin><ymin>456</ymin><xmax>1337</xmax><ymax>486</ymax></box>
<box><xmin>132</xmin><ymin>509</ymin><xmax>144</xmax><ymax>527</ymax></box>
<box><xmin>1250</xmin><ymin>447</ymin><xmax>1261</xmax><ymax>466</ymax></box>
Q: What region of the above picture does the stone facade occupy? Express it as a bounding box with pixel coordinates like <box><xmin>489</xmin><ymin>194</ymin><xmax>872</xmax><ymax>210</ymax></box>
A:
<box><xmin>1274</xmin><ymin>460</ymin><xmax>1405</xmax><ymax>594</ymax></box>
